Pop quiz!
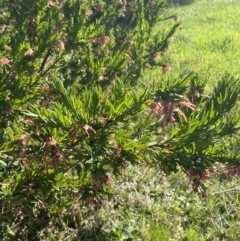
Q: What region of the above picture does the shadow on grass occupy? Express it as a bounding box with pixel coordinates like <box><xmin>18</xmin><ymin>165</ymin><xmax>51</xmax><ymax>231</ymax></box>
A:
<box><xmin>168</xmin><ymin>0</ymin><xmax>195</xmax><ymax>6</ymax></box>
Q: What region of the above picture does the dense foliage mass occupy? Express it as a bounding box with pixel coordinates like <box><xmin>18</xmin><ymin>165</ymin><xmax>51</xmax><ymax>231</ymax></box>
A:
<box><xmin>0</xmin><ymin>0</ymin><xmax>240</xmax><ymax>239</ymax></box>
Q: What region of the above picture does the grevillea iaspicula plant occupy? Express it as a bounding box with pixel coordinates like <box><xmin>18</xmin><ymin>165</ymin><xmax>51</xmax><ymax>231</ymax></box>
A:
<box><xmin>0</xmin><ymin>0</ymin><xmax>240</xmax><ymax>239</ymax></box>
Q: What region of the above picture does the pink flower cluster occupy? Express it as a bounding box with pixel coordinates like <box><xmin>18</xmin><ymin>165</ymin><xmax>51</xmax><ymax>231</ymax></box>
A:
<box><xmin>91</xmin><ymin>36</ymin><xmax>110</xmax><ymax>49</ymax></box>
<box><xmin>149</xmin><ymin>100</ymin><xmax>196</xmax><ymax>128</ymax></box>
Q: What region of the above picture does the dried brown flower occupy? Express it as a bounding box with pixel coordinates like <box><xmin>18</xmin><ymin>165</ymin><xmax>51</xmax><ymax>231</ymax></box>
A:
<box><xmin>23</xmin><ymin>119</ymin><xmax>34</xmax><ymax>125</ymax></box>
<box><xmin>0</xmin><ymin>24</ymin><xmax>8</xmax><ymax>32</ymax></box>
<box><xmin>162</xmin><ymin>65</ymin><xmax>172</xmax><ymax>73</ymax></box>
<box><xmin>4</xmin><ymin>45</ymin><xmax>11</xmax><ymax>51</ymax></box>
<box><xmin>149</xmin><ymin>99</ymin><xmax>196</xmax><ymax>128</ymax></box>
<box><xmin>98</xmin><ymin>75</ymin><xmax>108</xmax><ymax>81</ymax></box>
<box><xmin>153</xmin><ymin>53</ymin><xmax>161</xmax><ymax>63</ymax></box>
<box><xmin>56</xmin><ymin>41</ymin><xmax>65</xmax><ymax>50</ymax></box>
<box><xmin>224</xmin><ymin>163</ymin><xmax>240</xmax><ymax>178</ymax></box>
<box><xmin>91</xmin><ymin>36</ymin><xmax>110</xmax><ymax>49</ymax></box>
<box><xmin>0</xmin><ymin>57</ymin><xmax>10</xmax><ymax>66</ymax></box>
<box><xmin>83</xmin><ymin>9</ymin><xmax>93</xmax><ymax>19</ymax></box>
<box><xmin>145</xmin><ymin>63</ymin><xmax>151</xmax><ymax>68</ymax></box>
<box><xmin>24</xmin><ymin>48</ymin><xmax>34</xmax><ymax>56</ymax></box>
<box><xmin>173</xmin><ymin>16</ymin><xmax>180</xmax><ymax>22</ymax></box>
<box><xmin>104</xmin><ymin>175</ymin><xmax>113</xmax><ymax>185</ymax></box>
<box><xmin>48</xmin><ymin>1</ymin><xmax>55</xmax><ymax>7</ymax></box>
<box><xmin>83</xmin><ymin>124</ymin><xmax>96</xmax><ymax>138</ymax></box>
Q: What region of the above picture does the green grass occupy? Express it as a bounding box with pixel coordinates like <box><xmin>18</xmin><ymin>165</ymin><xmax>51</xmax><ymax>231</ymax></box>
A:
<box><xmin>34</xmin><ymin>166</ymin><xmax>240</xmax><ymax>241</ymax></box>
<box><xmin>164</xmin><ymin>0</ymin><xmax>240</xmax><ymax>84</ymax></box>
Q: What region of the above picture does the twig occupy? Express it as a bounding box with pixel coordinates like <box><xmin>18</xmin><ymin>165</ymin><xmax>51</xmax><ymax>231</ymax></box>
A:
<box><xmin>212</xmin><ymin>186</ymin><xmax>240</xmax><ymax>195</ymax></box>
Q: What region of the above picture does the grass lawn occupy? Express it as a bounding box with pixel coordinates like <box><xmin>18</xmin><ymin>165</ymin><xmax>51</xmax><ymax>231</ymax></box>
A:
<box><xmin>165</xmin><ymin>0</ymin><xmax>240</xmax><ymax>85</ymax></box>
<box><xmin>39</xmin><ymin>166</ymin><xmax>240</xmax><ymax>241</ymax></box>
